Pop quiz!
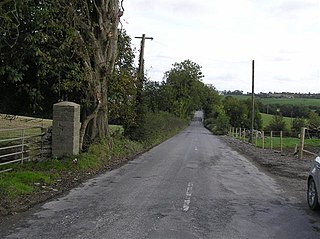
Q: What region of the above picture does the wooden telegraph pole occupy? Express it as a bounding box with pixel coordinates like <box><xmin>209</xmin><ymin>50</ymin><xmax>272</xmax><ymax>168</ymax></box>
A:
<box><xmin>249</xmin><ymin>60</ymin><xmax>255</xmax><ymax>143</ymax></box>
<box><xmin>133</xmin><ymin>34</ymin><xmax>153</xmax><ymax>134</ymax></box>
<box><xmin>135</xmin><ymin>34</ymin><xmax>153</xmax><ymax>82</ymax></box>
<box><xmin>134</xmin><ymin>34</ymin><xmax>153</xmax><ymax>104</ymax></box>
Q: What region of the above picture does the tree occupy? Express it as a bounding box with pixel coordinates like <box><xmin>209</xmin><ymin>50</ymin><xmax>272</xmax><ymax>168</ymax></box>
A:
<box><xmin>292</xmin><ymin>118</ymin><xmax>307</xmax><ymax>135</ymax></box>
<box><xmin>223</xmin><ymin>96</ymin><xmax>248</xmax><ymax>128</ymax></box>
<box><xmin>108</xmin><ymin>29</ymin><xmax>137</xmax><ymax>131</ymax></box>
<box><xmin>67</xmin><ymin>0</ymin><xmax>123</xmax><ymax>148</ymax></box>
<box><xmin>0</xmin><ymin>1</ymin><xmax>123</xmax><ymax>149</ymax></box>
<box><xmin>0</xmin><ymin>0</ymin><xmax>86</xmax><ymax>116</ymax></box>
<box><xmin>244</xmin><ymin>99</ymin><xmax>263</xmax><ymax>130</ymax></box>
<box><xmin>164</xmin><ymin>60</ymin><xmax>204</xmax><ymax>118</ymax></box>
<box><xmin>309</xmin><ymin>111</ymin><xmax>320</xmax><ymax>129</ymax></box>
<box><xmin>268</xmin><ymin>115</ymin><xmax>287</xmax><ymax>132</ymax></box>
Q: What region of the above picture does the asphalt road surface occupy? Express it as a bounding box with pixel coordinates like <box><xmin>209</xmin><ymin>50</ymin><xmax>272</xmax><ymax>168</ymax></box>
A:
<box><xmin>1</xmin><ymin>111</ymin><xmax>320</xmax><ymax>239</ymax></box>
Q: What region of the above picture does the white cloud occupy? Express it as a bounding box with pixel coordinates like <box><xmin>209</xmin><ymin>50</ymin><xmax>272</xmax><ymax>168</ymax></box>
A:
<box><xmin>123</xmin><ymin>0</ymin><xmax>320</xmax><ymax>93</ymax></box>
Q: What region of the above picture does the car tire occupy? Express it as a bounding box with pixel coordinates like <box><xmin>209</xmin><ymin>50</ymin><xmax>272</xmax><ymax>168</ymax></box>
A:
<box><xmin>307</xmin><ymin>178</ymin><xmax>320</xmax><ymax>210</ymax></box>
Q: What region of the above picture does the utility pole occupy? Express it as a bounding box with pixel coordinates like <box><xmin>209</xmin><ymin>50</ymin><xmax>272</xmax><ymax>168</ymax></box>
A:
<box><xmin>132</xmin><ymin>34</ymin><xmax>153</xmax><ymax>137</ymax></box>
<box><xmin>249</xmin><ymin>60</ymin><xmax>255</xmax><ymax>143</ymax></box>
<box><xmin>135</xmin><ymin>34</ymin><xmax>153</xmax><ymax>83</ymax></box>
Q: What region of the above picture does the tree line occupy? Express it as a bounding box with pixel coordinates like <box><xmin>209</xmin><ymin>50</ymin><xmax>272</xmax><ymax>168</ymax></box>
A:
<box><xmin>2</xmin><ymin>1</ymin><xmax>317</xmax><ymax>148</ymax></box>
<box><xmin>0</xmin><ymin>1</ymin><xmax>225</xmax><ymax>149</ymax></box>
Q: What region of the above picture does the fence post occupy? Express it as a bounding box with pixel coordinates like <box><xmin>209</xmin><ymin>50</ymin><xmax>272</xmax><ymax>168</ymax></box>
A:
<box><xmin>243</xmin><ymin>128</ymin><xmax>246</xmax><ymax>140</ymax></box>
<box><xmin>280</xmin><ymin>131</ymin><xmax>283</xmax><ymax>152</ymax></box>
<box><xmin>232</xmin><ymin>127</ymin><xmax>235</xmax><ymax>137</ymax></box>
<box><xmin>270</xmin><ymin>131</ymin><xmax>273</xmax><ymax>149</ymax></box>
<box><xmin>299</xmin><ymin>127</ymin><xmax>306</xmax><ymax>159</ymax></box>
<box><xmin>235</xmin><ymin>128</ymin><xmax>238</xmax><ymax>138</ymax></box>
<box><xmin>262</xmin><ymin>130</ymin><xmax>265</xmax><ymax>149</ymax></box>
<box><xmin>21</xmin><ymin>128</ymin><xmax>25</xmax><ymax>164</ymax></box>
<box><xmin>239</xmin><ymin>128</ymin><xmax>242</xmax><ymax>139</ymax></box>
<box><xmin>255</xmin><ymin>131</ymin><xmax>258</xmax><ymax>146</ymax></box>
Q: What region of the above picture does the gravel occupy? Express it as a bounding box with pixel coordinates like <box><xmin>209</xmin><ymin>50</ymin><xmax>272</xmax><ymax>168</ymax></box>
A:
<box><xmin>220</xmin><ymin>135</ymin><xmax>316</xmax><ymax>205</ymax></box>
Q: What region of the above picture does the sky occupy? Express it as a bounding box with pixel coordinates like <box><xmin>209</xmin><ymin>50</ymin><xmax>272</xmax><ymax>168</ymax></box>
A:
<box><xmin>122</xmin><ymin>0</ymin><xmax>320</xmax><ymax>94</ymax></box>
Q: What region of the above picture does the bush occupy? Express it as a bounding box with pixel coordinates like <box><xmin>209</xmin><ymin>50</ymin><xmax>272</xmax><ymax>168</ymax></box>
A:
<box><xmin>205</xmin><ymin>113</ymin><xmax>230</xmax><ymax>135</ymax></box>
<box><xmin>135</xmin><ymin>111</ymin><xmax>188</xmax><ymax>145</ymax></box>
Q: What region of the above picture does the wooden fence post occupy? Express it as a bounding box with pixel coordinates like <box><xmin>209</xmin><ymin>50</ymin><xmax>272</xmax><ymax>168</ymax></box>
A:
<box><xmin>236</xmin><ymin>128</ymin><xmax>238</xmax><ymax>138</ymax></box>
<box><xmin>299</xmin><ymin>127</ymin><xmax>306</xmax><ymax>159</ymax></box>
<box><xmin>232</xmin><ymin>127</ymin><xmax>235</xmax><ymax>137</ymax></box>
<box><xmin>255</xmin><ymin>131</ymin><xmax>258</xmax><ymax>146</ymax></box>
<box><xmin>239</xmin><ymin>127</ymin><xmax>242</xmax><ymax>139</ymax></box>
<box><xmin>270</xmin><ymin>131</ymin><xmax>273</xmax><ymax>149</ymax></box>
<box><xmin>262</xmin><ymin>131</ymin><xmax>265</xmax><ymax>149</ymax></box>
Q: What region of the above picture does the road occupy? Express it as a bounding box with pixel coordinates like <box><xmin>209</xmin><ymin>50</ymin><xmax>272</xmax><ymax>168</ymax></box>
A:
<box><xmin>1</xmin><ymin>111</ymin><xmax>320</xmax><ymax>238</ymax></box>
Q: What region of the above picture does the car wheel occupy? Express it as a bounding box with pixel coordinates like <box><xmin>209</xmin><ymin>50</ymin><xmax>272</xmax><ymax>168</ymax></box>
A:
<box><xmin>307</xmin><ymin>178</ymin><xmax>320</xmax><ymax>210</ymax></box>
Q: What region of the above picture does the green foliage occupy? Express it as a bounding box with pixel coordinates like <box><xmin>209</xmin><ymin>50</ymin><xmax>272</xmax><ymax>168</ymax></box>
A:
<box><xmin>292</xmin><ymin>118</ymin><xmax>308</xmax><ymax>134</ymax></box>
<box><xmin>205</xmin><ymin>114</ymin><xmax>230</xmax><ymax>135</ymax></box>
<box><xmin>109</xmin><ymin>30</ymin><xmax>137</xmax><ymax>128</ymax></box>
<box><xmin>163</xmin><ymin>60</ymin><xmax>205</xmax><ymax>118</ymax></box>
<box><xmin>309</xmin><ymin>111</ymin><xmax>320</xmax><ymax>128</ymax></box>
<box><xmin>267</xmin><ymin>115</ymin><xmax>287</xmax><ymax>132</ymax></box>
<box><xmin>0</xmin><ymin>0</ymin><xmax>87</xmax><ymax>117</ymax></box>
<box><xmin>126</xmin><ymin>111</ymin><xmax>188</xmax><ymax>144</ymax></box>
<box><xmin>260</xmin><ymin>113</ymin><xmax>293</xmax><ymax>129</ymax></box>
<box><xmin>223</xmin><ymin>96</ymin><xmax>248</xmax><ymax>127</ymax></box>
<box><xmin>222</xmin><ymin>96</ymin><xmax>262</xmax><ymax>130</ymax></box>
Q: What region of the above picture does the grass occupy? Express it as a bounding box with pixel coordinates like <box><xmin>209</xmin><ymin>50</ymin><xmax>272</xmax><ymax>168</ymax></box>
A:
<box><xmin>258</xmin><ymin>98</ymin><xmax>320</xmax><ymax>107</ymax></box>
<box><xmin>0</xmin><ymin>137</ymin><xmax>141</xmax><ymax>200</ymax></box>
<box><xmin>260</xmin><ymin>113</ymin><xmax>294</xmax><ymax>129</ymax></box>
<box><xmin>0</xmin><ymin>114</ymin><xmax>52</xmax><ymax>128</ymax></box>
<box><xmin>0</xmin><ymin>171</ymin><xmax>52</xmax><ymax>199</ymax></box>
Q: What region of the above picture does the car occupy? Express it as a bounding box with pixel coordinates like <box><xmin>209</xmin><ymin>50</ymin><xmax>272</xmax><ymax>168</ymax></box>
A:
<box><xmin>307</xmin><ymin>156</ymin><xmax>320</xmax><ymax>210</ymax></box>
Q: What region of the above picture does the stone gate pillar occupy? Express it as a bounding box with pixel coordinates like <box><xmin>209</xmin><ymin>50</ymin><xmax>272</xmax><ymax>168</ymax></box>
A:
<box><xmin>52</xmin><ymin>101</ymin><xmax>80</xmax><ymax>156</ymax></box>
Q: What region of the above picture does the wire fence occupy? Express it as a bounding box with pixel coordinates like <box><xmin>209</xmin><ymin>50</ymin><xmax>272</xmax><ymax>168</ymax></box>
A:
<box><xmin>229</xmin><ymin>127</ymin><xmax>320</xmax><ymax>159</ymax></box>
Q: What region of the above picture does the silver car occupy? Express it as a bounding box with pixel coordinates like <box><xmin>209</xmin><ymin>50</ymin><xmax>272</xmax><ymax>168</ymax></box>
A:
<box><xmin>307</xmin><ymin>156</ymin><xmax>320</xmax><ymax>210</ymax></box>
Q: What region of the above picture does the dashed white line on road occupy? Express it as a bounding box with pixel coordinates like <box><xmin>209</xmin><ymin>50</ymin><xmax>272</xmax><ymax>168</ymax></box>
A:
<box><xmin>183</xmin><ymin>182</ymin><xmax>194</xmax><ymax>212</ymax></box>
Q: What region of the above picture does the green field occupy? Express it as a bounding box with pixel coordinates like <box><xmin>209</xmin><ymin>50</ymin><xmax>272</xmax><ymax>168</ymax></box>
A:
<box><xmin>0</xmin><ymin>115</ymin><xmax>123</xmax><ymax>141</ymax></box>
<box><xmin>258</xmin><ymin>97</ymin><xmax>320</xmax><ymax>106</ymax></box>
<box><xmin>225</xmin><ymin>95</ymin><xmax>320</xmax><ymax>107</ymax></box>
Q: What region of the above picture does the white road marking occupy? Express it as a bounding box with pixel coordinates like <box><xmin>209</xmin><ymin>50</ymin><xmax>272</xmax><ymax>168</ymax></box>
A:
<box><xmin>195</xmin><ymin>147</ymin><xmax>198</xmax><ymax>151</ymax></box>
<box><xmin>183</xmin><ymin>182</ymin><xmax>194</xmax><ymax>212</ymax></box>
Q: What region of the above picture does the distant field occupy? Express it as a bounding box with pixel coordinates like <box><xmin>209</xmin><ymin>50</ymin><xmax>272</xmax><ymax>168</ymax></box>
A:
<box><xmin>260</xmin><ymin>113</ymin><xmax>293</xmax><ymax>129</ymax></box>
<box><xmin>0</xmin><ymin>114</ymin><xmax>52</xmax><ymax>129</ymax></box>
<box><xmin>258</xmin><ymin>98</ymin><xmax>320</xmax><ymax>106</ymax></box>
<box><xmin>0</xmin><ymin>114</ymin><xmax>123</xmax><ymax>136</ymax></box>
<box><xmin>225</xmin><ymin>95</ymin><xmax>320</xmax><ymax>107</ymax></box>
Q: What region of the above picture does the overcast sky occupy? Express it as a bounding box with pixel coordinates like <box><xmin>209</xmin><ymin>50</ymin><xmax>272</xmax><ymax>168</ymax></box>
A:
<box><xmin>123</xmin><ymin>0</ymin><xmax>320</xmax><ymax>93</ymax></box>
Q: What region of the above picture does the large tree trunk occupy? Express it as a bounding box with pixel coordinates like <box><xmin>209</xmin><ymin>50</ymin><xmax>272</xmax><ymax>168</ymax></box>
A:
<box><xmin>76</xmin><ymin>0</ymin><xmax>122</xmax><ymax>149</ymax></box>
